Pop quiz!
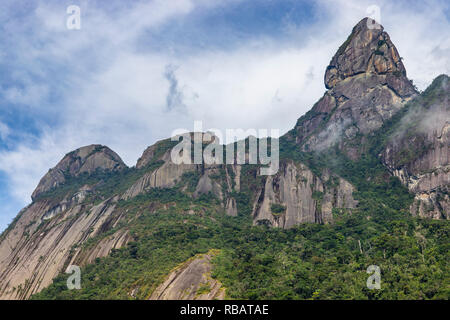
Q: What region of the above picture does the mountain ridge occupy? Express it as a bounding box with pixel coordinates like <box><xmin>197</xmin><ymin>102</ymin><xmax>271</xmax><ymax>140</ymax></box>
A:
<box><xmin>0</xmin><ymin>18</ymin><xmax>448</xmax><ymax>300</ymax></box>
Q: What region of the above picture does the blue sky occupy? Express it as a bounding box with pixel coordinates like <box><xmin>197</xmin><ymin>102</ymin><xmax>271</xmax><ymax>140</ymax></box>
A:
<box><xmin>0</xmin><ymin>0</ymin><xmax>449</xmax><ymax>232</ymax></box>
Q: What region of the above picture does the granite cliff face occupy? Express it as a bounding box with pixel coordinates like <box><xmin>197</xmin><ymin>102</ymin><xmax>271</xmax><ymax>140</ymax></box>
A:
<box><xmin>291</xmin><ymin>18</ymin><xmax>417</xmax><ymax>159</ymax></box>
<box><xmin>123</xmin><ymin>138</ymin><xmax>357</xmax><ymax>228</ymax></box>
<box><xmin>382</xmin><ymin>75</ymin><xmax>450</xmax><ymax>219</ymax></box>
<box><xmin>0</xmin><ymin>145</ymin><xmax>130</xmax><ymax>299</ymax></box>
<box><xmin>324</xmin><ymin>18</ymin><xmax>410</xmax><ymax>91</ymax></box>
<box><xmin>0</xmin><ymin>18</ymin><xmax>448</xmax><ymax>300</ymax></box>
<box><xmin>252</xmin><ymin>161</ymin><xmax>356</xmax><ymax>228</ymax></box>
<box><xmin>149</xmin><ymin>250</ymin><xmax>225</xmax><ymax>300</ymax></box>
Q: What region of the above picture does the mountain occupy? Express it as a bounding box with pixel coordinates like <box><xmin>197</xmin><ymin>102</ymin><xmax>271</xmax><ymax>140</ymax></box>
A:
<box><xmin>290</xmin><ymin>18</ymin><xmax>417</xmax><ymax>155</ymax></box>
<box><xmin>31</xmin><ymin>145</ymin><xmax>126</xmax><ymax>201</ymax></box>
<box><xmin>0</xmin><ymin>18</ymin><xmax>448</xmax><ymax>300</ymax></box>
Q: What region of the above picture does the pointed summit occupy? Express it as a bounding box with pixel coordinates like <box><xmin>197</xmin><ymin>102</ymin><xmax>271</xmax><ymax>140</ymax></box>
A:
<box><xmin>325</xmin><ymin>17</ymin><xmax>414</xmax><ymax>97</ymax></box>
<box><xmin>290</xmin><ymin>18</ymin><xmax>418</xmax><ymax>156</ymax></box>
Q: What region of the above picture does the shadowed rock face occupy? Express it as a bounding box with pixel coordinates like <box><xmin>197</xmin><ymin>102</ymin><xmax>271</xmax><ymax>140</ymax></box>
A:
<box><xmin>382</xmin><ymin>75</ymin><xmax>450</xmax><ymax>219</ymax></box>
<box><xmin>32</xmin><ymin>145</ymin><xmax>127</xmax><ymax>200</ymax></box>
<box><xmin>291</xmin><ymin>18</ymin><xmax>417</xmax><ymax>157</ymax></box>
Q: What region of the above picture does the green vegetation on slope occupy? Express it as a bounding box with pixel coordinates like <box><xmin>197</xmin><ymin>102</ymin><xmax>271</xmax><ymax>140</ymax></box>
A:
<box><xmin>32</xmin><ymin>195</ymin><xmax>449</xmax><ymax>300</ymax></box>
<box><xmin>32</xmin><ymin>78</ymin><xmax>449</xmax><ymax>300</ymax></box>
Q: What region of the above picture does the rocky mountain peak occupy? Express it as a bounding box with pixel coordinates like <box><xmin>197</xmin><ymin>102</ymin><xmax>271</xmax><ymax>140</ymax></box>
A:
<box><xmin>325</xmin><ymin>17</ymin><xmax>409</xmax><ymax>90</ymax></box>
<box><xmin>31</xmin><ymin>145</ymin><xmax>126</xmax><ymax>200</ymax></box>
<box><xmin>289</xmin><ymin>18</ymin><xmax>418</xmax><ymax>156</ymax></box>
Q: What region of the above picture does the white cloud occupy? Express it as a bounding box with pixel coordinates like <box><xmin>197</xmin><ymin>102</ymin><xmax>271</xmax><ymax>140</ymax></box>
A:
<box><xmin>3</xmin><ymin>83</ymin><xmax>49</xmax><ymax>107</ymax></box>
<box><xmin>0</xmin><ymin>122</ymin><xmax>10</xmax><ymax>141</ymax></box>
<box><xmin>0</xmin><ymin>140</ymin><xmax>58</xmax><ymax>201</ymax></box>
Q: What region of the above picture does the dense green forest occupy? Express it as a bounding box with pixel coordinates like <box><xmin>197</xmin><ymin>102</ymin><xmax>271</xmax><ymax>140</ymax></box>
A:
<box><xmin>31</xmin><ymin>187</ymin><xmax>449</xmax><ymax>300</ymax></box>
